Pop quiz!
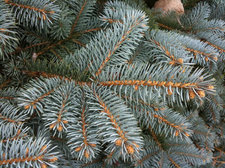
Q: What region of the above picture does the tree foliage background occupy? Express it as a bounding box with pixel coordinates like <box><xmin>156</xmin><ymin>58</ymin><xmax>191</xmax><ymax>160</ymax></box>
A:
<box><xmin>0</xmin><ymin>0</ymin><xmax>224</xmax><ymax>167</ymax></box>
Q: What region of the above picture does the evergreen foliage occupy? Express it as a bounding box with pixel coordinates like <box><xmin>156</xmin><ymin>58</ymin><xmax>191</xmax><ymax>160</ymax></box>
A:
<box><xmin>0</xmin><ymin>0</ymin><xmax>224</xmax><ymax>167</ymax></box>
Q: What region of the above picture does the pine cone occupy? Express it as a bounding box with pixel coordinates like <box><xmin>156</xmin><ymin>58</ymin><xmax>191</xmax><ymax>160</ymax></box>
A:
<box><xmin>154</xmin><ymin>0</ymin><xmax>184</xmax><ymax>14</ymax></box>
